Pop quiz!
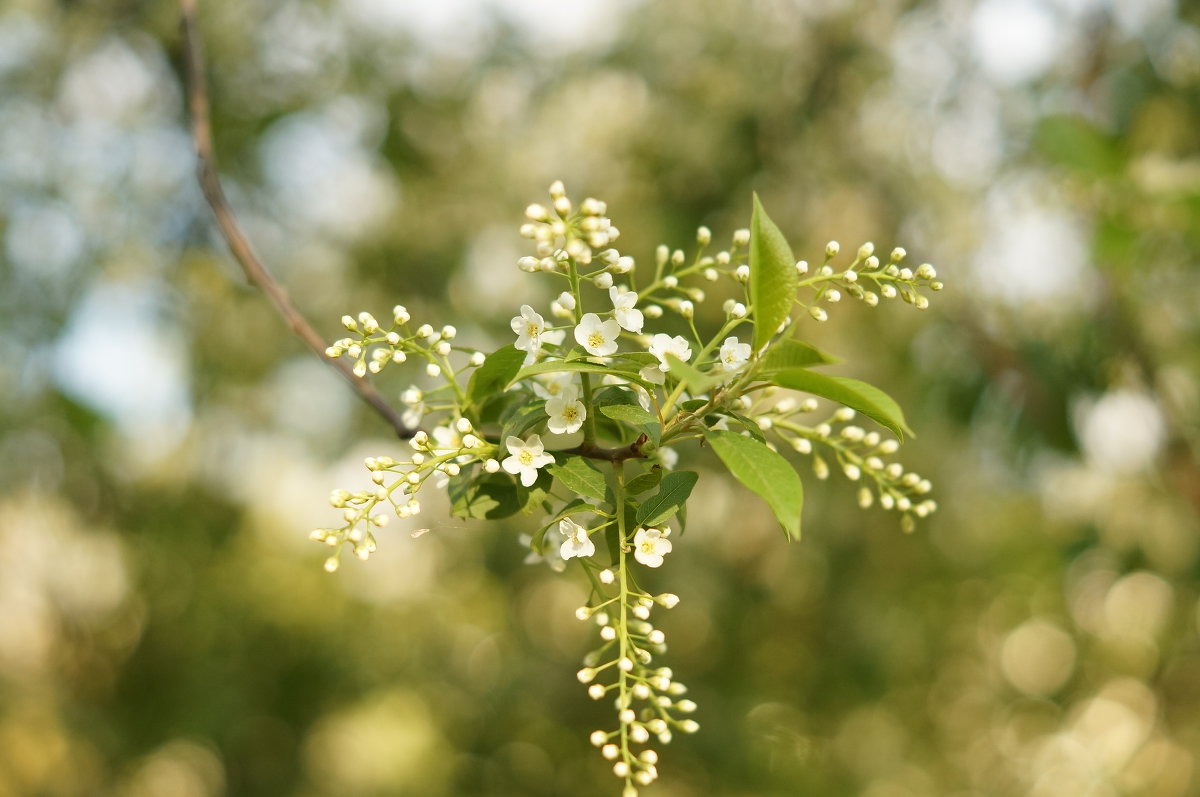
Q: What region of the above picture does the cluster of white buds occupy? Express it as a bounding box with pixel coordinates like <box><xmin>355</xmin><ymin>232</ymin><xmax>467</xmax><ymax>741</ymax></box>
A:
<box><xmin>518</xmin><ymin>180</ymin><xmax>628</xmax><ymax>272</ymax></box>
<box><xmin>759</xmin><ymin>402</ymin><xmax>936</xmax><ymax>531</ymax></box>
<box><xmin>325</xmin><ymin>305</ymin><xmax>483</xmax><ymax>382</ymax></box>
<box><xmin>578</xmin><ymin>575</ymin><xmax>693</xmax><ymax>793</ymax></box>
<box><xmin>311</xmin><ymin>417</ymin><xmax>499</xmax><ymax>570</ymax></box>
<box><xmin>795</xmin><ymin>241</ymin><xmax>941</xmax><ymax>320</ymax></box>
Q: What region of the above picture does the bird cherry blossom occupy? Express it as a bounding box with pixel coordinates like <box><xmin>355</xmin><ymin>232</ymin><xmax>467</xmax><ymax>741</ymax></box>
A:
<box><xmin>559</xmin><ymin>518</ymin><xmax>596</xmax><ymax>560</ymax></box>
<box><xmin>609</xmin><ymin>286</ymin><xmax>644</xmax><ymax>333</ymax></box>
<box><xmin>640</xmin><ymin>334</ymin><xmax>693</xmax><ymax>384</ymax></box>
<box><xmin>633</xmin><ymin>527</ymin><xmax>673</xmax><ymax>568</ymax></box>
<box><xmin>502</xmin><ymin>433</ymin><xmax>555</xmax><ymax>486</ymax></box>
<box><xmin>575</xmin><ymin>313</ymin><xmax>621</xmax><ymax>356</ymax></box>
<box><xmin>718</xmin><ymin>336</ymin><xmax>751</xmax><ymax>372</ymax></box>
<box><xmin>546</xmin><ymin>389</ymin><xmax>587</xmax><ymax>434</ymax></box>
<box><xmin>511</xmin><ymin>304</ymin><xmax>546</xmax><ymax>353</ymax></box>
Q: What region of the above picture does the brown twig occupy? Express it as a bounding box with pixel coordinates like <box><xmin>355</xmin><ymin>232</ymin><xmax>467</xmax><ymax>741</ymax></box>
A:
<box><xmin>565</xmin><ymin>434</ymin><xmax>649</xmax><ymax>463</ymax></box>
<box><xmin>179</xmin><ymin>0</ymin><xmax>412</xmax><ymax>438</ymax></box>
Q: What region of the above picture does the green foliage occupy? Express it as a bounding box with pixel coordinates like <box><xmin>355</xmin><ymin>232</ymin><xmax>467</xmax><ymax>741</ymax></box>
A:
<box><xmin>705</xmin><ymin>430</ymin><xmax>804</xmax><ymax>540</ymax></box>
<box><xmin>749</xmin><ymin>194</ymin><xmax>799</xmax><ymax>349</ymax></box>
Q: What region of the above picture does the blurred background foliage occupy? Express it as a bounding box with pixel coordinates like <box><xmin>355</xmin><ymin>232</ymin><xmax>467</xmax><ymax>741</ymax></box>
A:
<box><xmin>1</xmin><ymin>0</ymin><xmax>1198</xmax><ymax>795</ymax></box>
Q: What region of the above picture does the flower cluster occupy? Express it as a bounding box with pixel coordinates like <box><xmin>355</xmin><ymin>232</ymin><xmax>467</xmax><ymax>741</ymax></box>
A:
<box><xmin>311</xmin><ymin>182</ymin><xmax>943</xmax><ymax>794</ymax></box>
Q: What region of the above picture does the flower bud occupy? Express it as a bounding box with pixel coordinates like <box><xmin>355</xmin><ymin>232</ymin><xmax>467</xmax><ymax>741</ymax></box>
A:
<box><xmin>857</xmin><ymin>242</ymin><xmax>874</xmax><ymax>260</ymax></box>
<box><xmin>732</xmin><ymin>228</ymin><xmax>750</xmax><ymax>246</ymax></box>
<box><xmin>825</xmin><ymin>241</ymin><xmax>840</xmax><ymax>257</ymax></box>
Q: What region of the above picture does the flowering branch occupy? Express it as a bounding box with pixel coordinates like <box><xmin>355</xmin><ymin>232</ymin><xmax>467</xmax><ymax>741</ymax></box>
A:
<box><xmin>178</xmin><ymin>0</ymin><xmax>412</xmax><ymax>438</ymax></box>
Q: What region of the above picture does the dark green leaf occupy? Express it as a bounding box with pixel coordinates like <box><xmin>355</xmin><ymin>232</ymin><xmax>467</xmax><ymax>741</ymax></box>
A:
<box><xmin>635</xmin><ymin>471</ymin><xmax>699</xmax><ymax>527</ymax></box>
<box><xmin>625</xmin><ymin>467</ymin><xmax>663</xmax><ymax>496</ymax></box>
<box><xmin>759</xmin><ymin>339</ymin><xmax>840</xmax><ymax>372</ymax></box>
<box><xmin>448</xmin><ymin>473</ymin><xmax>522</xmax><ymax>520</ymax></box>
<box><xmin>600</xmin><ymin>403</ymin><xmax>658</xmax><ymax>427</ymax></box>
<box><xmin>517</xmin><ymin>468</ymin><xmax>554</xmax><ymax>515</ymax></box>
<box><xmin>705</xmin><ymin>430</ymin><xmax>803</xmax><ymax>540</ymax></box>
<box><xmin>467</xmin><ymin>346</ymin><xmax>526</xmax><ymax>410</ymax></box>
<box><xmin>499</xmin><ymin>401</ymin><xmax>548</xmax><ymax>443</ymax></box>
<box><xmin>548</xmin><ymin>456</ymin><xmax>609</xmax><ymax>501</ymax></box>
<box><xmin>771</xmin><ymin>368</ymin><xmax>914</xmax><ymax>440</ymax></box>
<box><xmin>750</xmin><ymin>194</ymin><xmax>799</xmax><ymax>350</ymax></box>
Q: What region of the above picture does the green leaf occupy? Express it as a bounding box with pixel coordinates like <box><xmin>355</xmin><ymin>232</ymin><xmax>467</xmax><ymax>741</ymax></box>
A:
<box><xmin>665</xmin><ymin>354</ymin><xmax>721</xmax><ymax>395</ymax></box>
<box><xmin>600</xmin><ymin>403</ymin><xmax>658</xmax><ymax>427</ymax></box>
<box><xmin>771</xmin><ymin>368</ymin><xmax>914</xmax><ymax>440</ymax></box>
<box><xmin>547</xmin><ymin>456</ymin><xmax>609</xmax><ymax>502</ymax></box>
<box><xmin>705</xmin><ymin>430</ymin><xmax>803</xmax><ymax>540</ymax></box>
<box><xmin>499</xmin><ymin>401</ymin><xmax>548</xmax><ymax>443</ymax></box>
<box><xmin>517</xmin><ymin>468</ymin><xmax>553</xmax><ymax>515</ymax></box>
<box><xmin>635</xmin><ymin>470</ymin><xmax>699</xmax><ymax>527</ymax></box>
<box><xmin>467</xmin><ymin>346</ymin><xmax>526</xmax><ymax>409</ymax></box>
<box><xmin>509</xmin><ymin>359</ymin><xmax>649</xmax><ymax>389</ymax></box>
<box><xmin>625</xmin><ymin>467</ymin><xmax>663</xmax><ymax>496</ymax></box>
<box><xmin>448</xmin><ymin>473</ymin><xmax>522</xmax><ymax>520</ymax></box>
<box><xmin>759</xmin><ymin>339</ymin><xmax>840</xmax><ymax>372</ymax></box>
<box><xmin>750</xmin><ymin>194</ymin><xmax>799</xmax><ymax>350</ymax></box>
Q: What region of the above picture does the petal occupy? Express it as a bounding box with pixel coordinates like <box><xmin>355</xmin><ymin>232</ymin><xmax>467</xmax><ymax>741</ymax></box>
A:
<box><xmin>525</xmin><ymin>434</ymin><xmax>544</xmax><ymax>452</ymax></box>
<box><xmin>519</xmin><ymin>468</ymin><xmax>537</xmax><ymax>487</ymax></box>
<box><xmin>505</xmin><ymin>436</ymin><xmax>525</xmax><ymax>454</ymax></box>
<box><xmin>502</xmin><ymin>456</ymin><xmax>521</xmax><ymax>475</ymax></box>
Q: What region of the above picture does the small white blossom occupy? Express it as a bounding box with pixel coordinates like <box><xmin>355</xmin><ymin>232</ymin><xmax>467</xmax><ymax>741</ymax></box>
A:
<box><xmin>532</xmin><ymin>372</ymin><xmax>577</xmax><ymax>401</ymax></box>
<box><xmin>519</xmin><ymin>532</ymin><xmax>566</xmax><ymax>572</ymax></box>
<box><xmin>511</xmin><ymin>304</ymin><xmax>546</xmax><ymax>353</ymax></box>
<box><xmin>633</xmin><ymin>527</ymin><xmax>673</xmax><ymax>568</ymax></box>
<box><xmin>559</xmin><ymin>518</ymin><xmax>595</xmax><ymax>560</ymax></box>
<box><xmin>574</xmin><ymin>313</ymin><xmax>621</xmax><ymax>357</ymax></box>
<box><xmin>718</xmin><ymin>336</ymin><xmax>751</xmax><ymax>373</ymax></box>
<box><xmin>546</xmin><ymin>390</ymin><xmax>587</xmax><ymax>434</ymax></box>
<box><xmin>502</xmin><ymin>434</ymin><xmax>555</xmax><ymax>487</ymax></box>
<box><xmin>608</xmin><ymin>286</ymin><xmax>644</xmax><ymax>333</ymax></box>
<box><xmin>647</xmin><ymin>334</ymin><xmax>692</xmax><ymax>374</ymax></box>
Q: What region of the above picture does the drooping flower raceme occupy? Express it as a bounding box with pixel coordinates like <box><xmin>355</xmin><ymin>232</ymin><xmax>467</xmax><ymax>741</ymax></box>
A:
<box><xmin>546</xmin><ymin>389</ymin><xmax>587</xmax><ymax>434</ymax></box>
<box><xmin>559</xmin><ymin>517</ymin><xmax>595</xmax><ymax>560</ymax></box>
<box><xmin>718</xmin><ymin>336</ymin><xmax>751</xmax><ymax>373</ymax></box>
<box><xmin>633</xmin><ymin>527</ymin><xmax>672</xmax><ymax>568</ymax></box>
<box><xmin>609</xmin><ymin>286</ymin><xmax>644</xmax><ymax>333</ymax></box>
<box><xmin>502</xmin><ymin>433</ymin><xmax>555</xmax><ymax>486</ymax></box>
<box><xmin>511</xmin><ymin>304</ymin><xmax>546</xmax><ymax>353</ymax></box>
<box><xmin>574</xmin><ymin>313</ymin><xmax>621</xmax><ymax>356</ymax></box>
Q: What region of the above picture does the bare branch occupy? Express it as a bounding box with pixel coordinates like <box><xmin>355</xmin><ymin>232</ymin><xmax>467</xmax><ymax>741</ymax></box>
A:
<box><xmin>179</xmin><ymin>0</ymin><xmax>413</xmax><ymax>438</ymax></box>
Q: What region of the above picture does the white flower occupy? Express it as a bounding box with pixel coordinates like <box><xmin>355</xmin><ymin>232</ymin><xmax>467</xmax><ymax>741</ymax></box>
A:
<box><xmin>718</xmin><ymin>336</ymin><xmax>751</xmax><ymax>372</ymax></box>
<box><xmin>502</xmin><ymin>433</ymin><xmax>555</xmax><ymax>486</ymax></box>
<box><xmin>633</xmin><ymin>527</ymin><xmax>673</xmax><ymax>568</ymax></box>
<box><xmin>609</xmin><ymin>286</ymin><xmax>644</xmax><ymax>333</ymax></box>
<box><xmin>511</xmin><ymin>304</ymin><xmax>546</xmax><ymax>353</ymax></box>
<box><xmin>532</xmin><ymin>372</ymin><xmax>578</xmax><ymax>400</ymax></box>
<box><xmin>647</xmin><ymin>333</ymin><xmax>692</xmax><ymax>374</ymax></box>
<box><xmin>546</xmin><ymin>391</ymin><xmax>587</xmax><ymax>434</ymax></box>
<box><xmin>519</xmin><ymin>533</ymin><xmax>566</xmax><ymax>572</ymax></box>
<box><xmin>401</xmin><ymin>387</ymin><xmax>425</xmax><ymax>428</ymax></box>
<box><xmin>574</xmin><ymin>313</ymin><xmax>621</xmax><ymax>356</ymax></box>
<box><xmin>559</xmin><ymin>518</ymin><xmax>595</xmax><ymax>560</ymax></box>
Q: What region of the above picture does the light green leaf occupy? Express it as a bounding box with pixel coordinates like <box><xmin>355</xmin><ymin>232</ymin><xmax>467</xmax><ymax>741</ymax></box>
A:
<box><xmin>448</xmin><ymin>473</ymin><xmax>522</xmax><ymax>520</ymax></box>
<box><xmin>705</xmin><ymin>430</ymin><xmax>803</xmax><ymax>540</ymax></box>
<box><xmin>665</xmin><ymin>354</ymin><xmax>720</xmax><ymax>395</ymax></box>
<box><xmin>771</xmin><ymin>368</ymin><xmax>914</xmax><ymax>440</ymax></box>
<box><xmin>750</xmin><ymin>194</ymin><xmax>799</xmax><ymax>350</ymax></box>
<box><xmin>547</xmin><ymin>456</ymin><xmax>609</xmax><ymax>502</ymax></box>
<box><xmin>635</xmin><ymin>470</ymin><xmax>699</xmax><ymax>527</ymax></box>
<box><xmin>759</xmin><ymin>339</ymin><xmax>840</xmax><ymax>372</ymax></box>
<box><xmin>467</xmin><ymin>346</ymin><xmax>525</xmax><ymax>409</ymax></box>
<box><xmin>600</xmin><ymin>403</ymin><xmax>658</xmax><ymax>427</ymax></box>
